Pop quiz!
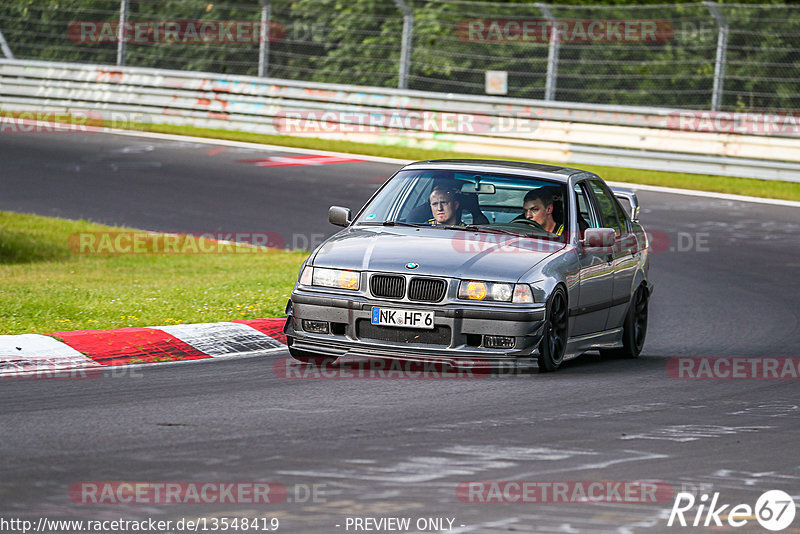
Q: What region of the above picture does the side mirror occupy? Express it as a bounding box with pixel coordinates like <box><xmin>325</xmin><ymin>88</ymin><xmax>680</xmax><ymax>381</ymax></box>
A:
<box><xmin>329</xmin><ymin>206</ymin><xmax>352</xmax><ymax>227</ymax></box>
<box><xmin>583</xmin><ymin>228</ymin><xmax>616</xmax><ymax>248</ymax></box>
<box><xmin>611</xmin><ymin>187</ymin><xmax>640</xmax><ymax>222</ymax></box>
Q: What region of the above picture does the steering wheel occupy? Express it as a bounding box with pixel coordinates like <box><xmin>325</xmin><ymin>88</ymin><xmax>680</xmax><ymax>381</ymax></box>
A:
<box><xmin>508</xmin><ymin>217</ymin><xmax>546</xmax><ymax>231</ymax></box>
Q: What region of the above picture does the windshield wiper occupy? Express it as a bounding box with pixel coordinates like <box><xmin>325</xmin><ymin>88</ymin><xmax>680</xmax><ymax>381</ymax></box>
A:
<box><xmin>381</xmin><ymin>221</ymin><xmax>426</xmax><ymax>228</ymax></box>
<box><xmin>441</xmin><ymin>224</ymin><xmax>532</xmax><ymax>236</ymax></box>
<box><xmin>454</xmin><ymin>224</ymin><xmax>562</xmax><ymax>241</ymax></box>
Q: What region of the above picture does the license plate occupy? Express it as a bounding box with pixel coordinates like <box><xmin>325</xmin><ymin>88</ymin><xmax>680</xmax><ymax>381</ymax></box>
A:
<box><xmin>371</xmin><ymin>307</ymin><xmax>435</xmax><ymax>329</ymax></box>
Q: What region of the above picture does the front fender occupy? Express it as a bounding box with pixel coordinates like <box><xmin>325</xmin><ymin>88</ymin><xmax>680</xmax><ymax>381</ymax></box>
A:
<box><xmin>523</xmin><ymin>247</ymin><xmax>580</xmax><ymax>305</ymax></box>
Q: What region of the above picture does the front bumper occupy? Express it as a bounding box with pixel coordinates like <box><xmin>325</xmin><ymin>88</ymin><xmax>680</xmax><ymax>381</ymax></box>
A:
<box><xmin>283</xmin><ymin>289</ymin><xmax>546</xmax><ymax>366</ymax></box>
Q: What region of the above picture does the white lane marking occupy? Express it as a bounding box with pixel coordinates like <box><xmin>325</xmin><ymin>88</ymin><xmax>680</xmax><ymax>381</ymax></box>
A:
<box><xmin>620</xmin><ymin>424</ymin><xmax>772</xmax><ymax>442</ymax></box>
<box><xmin>673</xmin><ymin>470</ymin><xmax>800</xmax><ymax>495</ymax></box>
<box><xmin>404</xmin><ymin>403</ymin><xmax>669</xmax><ymax>434</ymax></box>
<box><xmin>97</xmin><ymin>127</ymin><xmax>800</xmax><ymax>207</ymax></box>
<box><xmin>150</xmin><ymin>322</ymin><xmax>283</xmax><ymax>357</ymax></box>
<box><xmin>239</xmin><ymin>155</ymin><xmax>364</xmax><ymax>167</ymax></box>
<box><xmin>514</xmin><ymin>512</ymin><xmax>662</xmax><ymax>533</ymax></box>
<box><xmin>441</xmin><ymin>444</ymin><xmax>594</xmax><ymax>462</ymax></box>
<box><xmin>711</xmin><ymin>469</ymin><xmax>800</xmax><ymax>486</ymax></box>
<box><xmin>278</xmin><ymin>446</ymin><xmax>596</xmax><ymax>484</ymax></box>
<box><xmin>100</xmin><ymin>127</ymin><xmax>410</xmax><ymax>164</ymax></box>
<box><xmin>448</xmin><ymin>518</ymin><xmax>520</xmax><ymax>533</ymax></box>
<box><xmin>277</xmin><ymin>457</ymin><xmax>518</xmax><ymax>484</ymax></box>
<box><xmin>605</xmin><ymin>180</ymin><xmax>800</xmax><ymax>208</ymax></box>
<box><xmin>0</xmin><ymin>334</ymin><xmax>101</xmax><ymax>376</ymax></box>
<box><xmin>728</xmin><ymin>402</ymin><xmax>799</xmax><ymax>417</ymax></box>
<box><xmin>513</xmin><ymin>450</ymin><xmax>669</xmax><ymax>478</ymax></box>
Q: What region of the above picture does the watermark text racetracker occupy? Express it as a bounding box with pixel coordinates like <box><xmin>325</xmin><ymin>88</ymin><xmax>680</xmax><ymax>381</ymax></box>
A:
<box><xmin>667</xmin><ymin>357</ymin><xmax>800</xmax><ymax>379</ymax></box>
<box><xmin>274</xmin><ymin>109</ymin><xmax>584</xmax><ymax>135</ymax></box>
<box><xmin>69</xmin><ymin>481</ymin><xmax>325</xmax><ymax>505</ymax></box>
<box><xmin>1</xmin><ymin>361</ymin><xmax>141</xmax><ymax>380</ymax></box>
<box><xmin>69</xmin><ymin>20</ymin><xmax>348</xmax><ymax>45</ymax></box>
<box><xmin>457</xmin><ymin>19</ymin><xmax>674</xmax><ymax>43</ymax></box>
<box><xmin>450</xmin><ymin>230</ymin><xmax>709</xmax><ymax>255</ymax></box>
<box><xmin>274</xmin><ymin>110</ymin><xmax>492</xmax><ymax>135</ymax></box>
<box><xmin>68</xmin><ymin>231</ymin><xmax>327</xmax><ymax>253</ymax></box>
<box><xmin>668</xmin><ymin>110</ymin><xmax>800</xmax><ymax>135</ymax></box>
<box><xmin>0</xmin><ymin>111</ymin><xmax>151</xmax><ymax>134</ymax></box>
<box><xmin>457</xmin><ymin>480</ymin><xmax>674</xmax><ymax>504</ymax></box>
<box><xmin>274</xmin><ymin>356</ymin><xmax>498</xmax><ymax>379</ymax></box>
<box><xmin>68</xmin><ymin>20</ymin><xmax>286</xmax><ymax>44</ymax></box>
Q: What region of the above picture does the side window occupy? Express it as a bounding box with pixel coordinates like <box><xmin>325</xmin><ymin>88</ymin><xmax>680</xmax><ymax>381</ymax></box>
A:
<box><xmin>611</xmin><ymin>195</ymin><xmax>631</xmax><ymax>233</ymax></box>
<box><xmin>588</xmin><ymin>181</ymin><xmax>624</xmax><ymax>236</ymax></box>
<box><xmin>574</xmin><ymin>182</ymin><xmax>599</xmax><ymax>236</ymax></box>
<box><xmin>395</xmin><ymin>176</ymin><xmax>440</xmax><ymax>222</ymax></box>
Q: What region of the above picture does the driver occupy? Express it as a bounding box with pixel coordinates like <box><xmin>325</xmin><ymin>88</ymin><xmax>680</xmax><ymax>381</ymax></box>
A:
<box><xmin>522</xmin><ymin>187</ymin><xmax>564</xmax><ymax>235</ymax></box>
<box><xmin>428</xmin><ymin>186</ymin><xmax>461</xmax><ymax>226</ymax></box>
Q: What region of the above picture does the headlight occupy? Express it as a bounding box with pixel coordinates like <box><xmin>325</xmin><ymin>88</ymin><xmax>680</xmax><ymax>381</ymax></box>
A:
<box><xmin>458</xmin><ymin>281</ymin><xmax>534</xmax><ymax>303</ymax></box>
<box><xmin>459</xmin><ymin>280</ymin><xmax>526</xmax><ymax>302</ymax></box>
<box><xmin>459</xmin><ymin>281</ymin><xmax>489</xmax><ymax>300</ymax></box>
<box><xmin>306</xmin><ymin>267</ymin><xmax>360</xmax><ymax>290</ymax></box>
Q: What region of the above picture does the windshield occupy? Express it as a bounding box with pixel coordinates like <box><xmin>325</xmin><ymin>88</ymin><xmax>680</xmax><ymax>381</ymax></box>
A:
<box><xmin>354</xmin><ymin>169</ymin><xmax>568</xmax><ymax>240</ymax></box>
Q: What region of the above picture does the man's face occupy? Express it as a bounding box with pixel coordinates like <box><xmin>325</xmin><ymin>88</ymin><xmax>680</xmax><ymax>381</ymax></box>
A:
<box><xmin>430</xmin><ymin>190</ymin><xmax>458</xmax><ymax>225</ymax></box>
<box><xmin>523</xmin><ymin>198</ymin><xmax>552</xmax><ymax>226</ymax></box>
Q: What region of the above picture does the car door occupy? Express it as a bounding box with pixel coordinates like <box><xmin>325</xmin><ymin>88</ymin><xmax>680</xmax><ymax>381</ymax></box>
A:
<box><xmin>571</xmin><ymin>181</ymin><xmax>615</xmax><ymax>336</ymax></box>
<box><xmin>586</xmin><ymin>181</ymin><xmax>639</xmax><ymax>330</ymax></box>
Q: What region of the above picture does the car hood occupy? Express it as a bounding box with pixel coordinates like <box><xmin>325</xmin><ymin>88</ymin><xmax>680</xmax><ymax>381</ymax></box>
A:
<box><xmin>310</xmin><ymin>226</ymin><xmax>563</xmax><ymax>282</ymax></box>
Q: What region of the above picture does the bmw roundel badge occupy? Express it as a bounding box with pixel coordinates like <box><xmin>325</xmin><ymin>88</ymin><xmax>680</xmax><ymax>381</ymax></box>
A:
<box><xmin>405</xmin><ymin>262</ymin><xmax>419</xmax><ymax>269</ymax></box>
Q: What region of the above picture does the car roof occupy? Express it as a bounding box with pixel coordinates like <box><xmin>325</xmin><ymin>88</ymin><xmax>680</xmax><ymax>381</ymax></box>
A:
<box><xmin>401</xmin><ymin>159</ymin><xmax>595</xmax><ymax>182</ymax></box>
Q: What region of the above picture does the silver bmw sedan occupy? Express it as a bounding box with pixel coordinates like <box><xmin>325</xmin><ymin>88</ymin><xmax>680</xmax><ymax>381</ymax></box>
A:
<box><xmin>284</xmin><ymin>159</ymin><xmax>652</xmax><ymax>372</ymax></box>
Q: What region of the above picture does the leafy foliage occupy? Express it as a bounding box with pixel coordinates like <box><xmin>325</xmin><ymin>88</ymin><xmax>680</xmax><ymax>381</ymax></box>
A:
<box><xmin>1</xmin><ymin>0</ymin><xmax>798</xmax><ymax>110</ymax></box>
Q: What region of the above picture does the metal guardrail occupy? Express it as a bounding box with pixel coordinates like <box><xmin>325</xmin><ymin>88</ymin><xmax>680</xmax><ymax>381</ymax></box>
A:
<box><xmin>1</xmin><ymin>59</ymin><xmax>799</xmax><ymax>182</ymax></box>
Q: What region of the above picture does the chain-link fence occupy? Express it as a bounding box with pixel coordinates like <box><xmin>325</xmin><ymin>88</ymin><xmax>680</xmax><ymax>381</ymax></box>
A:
<box><xmin>1</xmin><ymin>0</ymin><xmax>798</xmax><ymax>112</ymax></box>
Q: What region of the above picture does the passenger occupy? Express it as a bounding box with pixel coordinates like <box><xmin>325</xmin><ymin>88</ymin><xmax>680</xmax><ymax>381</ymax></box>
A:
<box><xmin>522</xmin><ymin>187</ymin><xmax>564</xmax><ymax>235</ymax></box>
<box><xmin>428</xmin><ymin>186</ymin><xmax>461</xmax><ymax>226</ymax></box>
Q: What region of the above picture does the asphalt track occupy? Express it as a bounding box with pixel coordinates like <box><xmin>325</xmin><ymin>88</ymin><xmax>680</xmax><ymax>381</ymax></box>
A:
<box><xmin>1</xmin><ymin>131</ymin><xmax>800</xmax><ymax>533</ymax></box>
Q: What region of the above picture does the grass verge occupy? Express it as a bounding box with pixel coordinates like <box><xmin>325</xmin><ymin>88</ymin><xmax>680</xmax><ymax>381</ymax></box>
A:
<box><xmin>0</xmin><ymin>212</ymin><xmax>307</xmax><ymax>335</ymax></box>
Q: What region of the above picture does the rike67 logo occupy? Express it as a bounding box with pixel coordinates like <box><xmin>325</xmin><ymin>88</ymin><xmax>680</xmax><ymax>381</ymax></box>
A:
<box><xmin>667</xmin><ymin>490</ymin><xmax>796</xmax><ymax>531</ymax></box>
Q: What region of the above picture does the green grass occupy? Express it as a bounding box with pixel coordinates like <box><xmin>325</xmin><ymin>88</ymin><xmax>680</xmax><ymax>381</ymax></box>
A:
<box><xmin>133</xmin><ymin>122</ymin><xmax>800</xmax><ymax>202</ymax></box>
<box><xmin>0</xmin><ymin>212</ymin><xmax>307</xmax><ymax>335</ymax></box>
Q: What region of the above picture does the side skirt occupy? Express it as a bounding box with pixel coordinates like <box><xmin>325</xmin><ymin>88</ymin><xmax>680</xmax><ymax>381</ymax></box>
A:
<box><xmin>563</xmin><ymin>328</ymin><xmax>624</xmax><ymax>360</ymax></box>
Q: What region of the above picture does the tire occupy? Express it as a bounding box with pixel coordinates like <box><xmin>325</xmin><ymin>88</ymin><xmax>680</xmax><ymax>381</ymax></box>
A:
<box><xmin>538</xmin><ymin>287</ymin><xmax>568</xmax><ymax>373</ymax></box>
<box><xmin>601</xmin><ymin>285</ymin><xmax>648</xmax><ymax>359</ymax></box>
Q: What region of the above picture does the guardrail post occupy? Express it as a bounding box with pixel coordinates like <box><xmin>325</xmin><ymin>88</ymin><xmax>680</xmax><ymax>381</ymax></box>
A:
<box><xmin>705</xmin><ymin>1</ymin><xmax>728</xmax><ymax>111</ymax></box>
<box><xmin>258</xmin><ymin>0</ymin><xmax>271</xmax><ymax>77</ymax></box>
<box><xmin>0</xmin><ymin>27</ymin><xmax>13</xmax><ymax>59</ymax></box>
<box><xmin>116</xmin><ymin>0</ymin><xmax>128</xmax><ymax>66</ymax></box>
<box><xmin>394</xmin><ymin>0</ymin><xmax>413</xmax><ymax>89</ymax></box>
<box><xmin>536</xmin><ymin>2</ymin><xmax>559</xmax><ymax>101</ymax></box>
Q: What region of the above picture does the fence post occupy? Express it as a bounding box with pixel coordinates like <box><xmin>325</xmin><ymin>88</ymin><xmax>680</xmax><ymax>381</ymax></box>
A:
<box><xmin>394</xmin><ymin>0</ymin><xmax>413</xmax><ymax>89</ymax></box>
<box><xmin>0</xmin><ymin>27</ymin><xmax>13</xmax><ymax>59</ymax></box>
<box><xmin>705</xmin><ymin>1</ymin><xmax>728</xmax><ymax>111</ymax></box>
<box><xmin>116</xmin><ymin>0</ymin><xmax>128</xmax><ymax>66</ymax></box>
<box><xmin>258</xmin><ymin>0</ymin><xmax>272</xmax><ymax>77</ymax></box>
<box><xmin>536</xmin><ymin>2</ymin><xmax>559</xmax><ymax>101</ymax></box>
